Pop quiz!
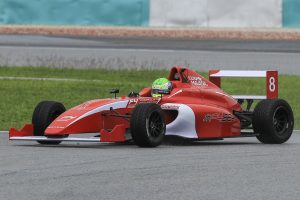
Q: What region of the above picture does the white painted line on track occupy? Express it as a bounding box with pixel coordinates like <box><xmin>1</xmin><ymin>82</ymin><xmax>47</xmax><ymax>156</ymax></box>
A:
<box><xmin>0</xmin><ymin>76</ymin><xmax>106</xmax><ymax>82</ymax></box>
<box><xmin>1</xmin><ymin>45</ymin><xmax>292</xmax><ymax>55</ymax></box>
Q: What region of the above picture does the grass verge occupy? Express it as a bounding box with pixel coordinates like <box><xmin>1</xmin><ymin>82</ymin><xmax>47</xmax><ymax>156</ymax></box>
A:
<box><xmin>0</xmin><ymin>67</ymin><xmax>299</xmax><ymax>130</ymax></box>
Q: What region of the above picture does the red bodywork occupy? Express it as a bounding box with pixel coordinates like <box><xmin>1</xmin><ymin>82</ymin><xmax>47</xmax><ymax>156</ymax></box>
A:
<box><xmin>10</xmin><ymin>67</ymin><xmax>244</xmax><ymax>142</ymax></box>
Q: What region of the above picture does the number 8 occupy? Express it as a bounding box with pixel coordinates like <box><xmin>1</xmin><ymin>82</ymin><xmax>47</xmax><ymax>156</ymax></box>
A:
<box><xmin>269</xmin><ymin>77</ymin><xmax>276</xmax><ymax>92</ymax></box>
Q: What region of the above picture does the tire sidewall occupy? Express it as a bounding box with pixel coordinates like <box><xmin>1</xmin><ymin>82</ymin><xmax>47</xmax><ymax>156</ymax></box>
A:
<box><xmin>145</xmin><ymin>107</ymin><xmax>166</xmax><ymax>146</ymax></box>
<box><xmin>32</xmin><ymin>101</ymin><xmax>66</xmax><ymax>145</ymax></box>
<box><xmin>254</xmin><ymin>99</ymin><xmax>294</xmax><ymax>144</ymax></box>
<box><xmin>268</xmin><ymin>100</ymin><xmax>294</xmax><ymax>143</ymax></box>
<box><xmin>32</xmin><ymin>101</ymin><xmax>66</xmax><ymax>136</ymax></box>
<box><xmin>130</xmin><ymin>103</ymin><xmax>166</xmax><ymax>147</ymax></box>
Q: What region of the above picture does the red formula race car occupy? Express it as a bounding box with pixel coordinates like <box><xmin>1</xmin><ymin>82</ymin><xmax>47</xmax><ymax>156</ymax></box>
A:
<box><xmin>9</xmin><ymin>66</ymin><xmax>294</xmax><ymax>147</ymax></box>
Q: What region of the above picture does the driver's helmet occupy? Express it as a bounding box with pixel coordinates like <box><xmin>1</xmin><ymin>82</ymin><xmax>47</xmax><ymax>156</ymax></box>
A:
<box><xmin>151</xmin><ymin>78</ymin><xmax>172</xmax><ymax>98</ymax></box>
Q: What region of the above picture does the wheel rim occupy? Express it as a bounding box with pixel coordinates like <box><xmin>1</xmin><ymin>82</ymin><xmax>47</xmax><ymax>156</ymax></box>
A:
<box><xmin>146</xmin><ymin>111</ymin><xmax>164</xmax><ymax>138</ymax></box>
<box><xmin>273</xmin><ymin>106</ymin><xmax>289</xmax><ymax>135</ymax></box>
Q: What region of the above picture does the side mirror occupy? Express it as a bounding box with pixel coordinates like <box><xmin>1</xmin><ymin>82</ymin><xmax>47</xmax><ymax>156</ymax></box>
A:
<box><xmin>128</xmin><ymin>91</ymin><xmax>139</xmax><ymax>98</ymax></box>
<box><xmin>110</xmin><ymin>88</ymin><xmax>119</xmax><ymax>99</ymax></box>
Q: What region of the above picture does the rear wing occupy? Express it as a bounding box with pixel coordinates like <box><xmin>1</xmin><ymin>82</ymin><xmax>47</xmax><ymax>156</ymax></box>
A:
<box><xmin>209</xmin><ymin>70</ymin><xmax>278</xmax><ymax>100</ymax></box>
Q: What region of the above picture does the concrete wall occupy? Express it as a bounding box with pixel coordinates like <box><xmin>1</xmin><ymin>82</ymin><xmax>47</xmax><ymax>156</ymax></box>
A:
<box><xmin>150</xmin><ymin>0</ymin><xmax>282</xmax><ymax>28</ymax></box>
<box><xmin>0</xmin><ymin>0</ymin><xmax>300</xmax><ymax>28</ymax></box>
<box><xmin>150</xmin><ymin>0</ymin><xmax>208</xmax><ymax>27</ymax></box>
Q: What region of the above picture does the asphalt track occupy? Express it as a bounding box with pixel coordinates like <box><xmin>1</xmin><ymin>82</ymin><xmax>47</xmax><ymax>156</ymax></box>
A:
<box><xmin>1</xmin><ymin>131</ymin><xmax>300</xmax><ymax>200</ymax></box>
<box><xmin>0</xmin><ymin>35</ymin><xmax>300</xmax><ymax>74</ymax></box>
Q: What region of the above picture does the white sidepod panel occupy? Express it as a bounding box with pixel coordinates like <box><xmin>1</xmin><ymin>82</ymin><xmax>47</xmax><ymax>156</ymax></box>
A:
<box><xmin>162</xmin><ymin>103</ymin><xmax>198</xmax><ymax>138</ymax></box>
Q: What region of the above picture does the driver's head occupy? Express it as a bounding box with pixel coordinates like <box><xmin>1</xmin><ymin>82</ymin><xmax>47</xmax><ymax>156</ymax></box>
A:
<box><xmin>151</xmin><ymin>78</ymin><xmax>172</xmax><ymax>98</ymax></box>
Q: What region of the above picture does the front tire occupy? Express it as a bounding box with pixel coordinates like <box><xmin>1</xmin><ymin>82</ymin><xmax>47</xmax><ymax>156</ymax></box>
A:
<box><xmin>253</xmin><ymin>99</ymin><xmax>294</xmax><ymax>144</ymax></box>
<box><xmin>130</xmin><ymin>103</ymin><xmax>166</xmax><ymax>147</ymax></box>
<box><xmin>32</xmin><ymin>101</ymin><xmax>67</xmax><ymax>145</ymax></box>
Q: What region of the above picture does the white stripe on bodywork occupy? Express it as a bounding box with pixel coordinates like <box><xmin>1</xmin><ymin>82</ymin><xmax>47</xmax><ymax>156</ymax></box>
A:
<box><xmin>167</xmin><ymin>89</ymin><xmax>183</xmax><ymax>98</ymax></box>
<box><xmin>69</xmin><ymin>100</ymin><xmax>129</xmax><ymax>126</ymax></box>
<box><xmin>162</xmin><ymin>103</ymin><xmax>198</xmax><ymax>138</ymax></box>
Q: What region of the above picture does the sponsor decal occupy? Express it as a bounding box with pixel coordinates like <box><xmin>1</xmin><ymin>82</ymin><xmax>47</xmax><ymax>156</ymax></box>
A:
<box><xmin>57</xmin><ymin>116</ymin><xmax>77</xmax><ymax>122</ymax></box>
<box><xmin>127</xmin><ymin>97</ymin><xmax>160</xmax><ymax>108</ymax></box>
<box><xmin>188</xmin><ymin>76</ymin><xmax>208</xmax><ymax>86</ymax></box>
<box><xmin>203</xmin><ymin>113</ymin><xmax>235</xmax><ymax>123</ymax></box>
<box><xmin>139</xmin><ymin>97</ymin><xmax>160</xmax><ymax>103</ymax></box>
<box><xmin>47</xmin><ymin>126</ymin><xmax>65</xmax><ymax>129</ymax></box>
<box><xmin>161</xmin><ymin>104</ymin><xmax>180</xmax><ymax>110</ymax></box>
<box><xmin>127</xmin><ymin>98</ymin><xmax>139</xmax><ymax>108</ymax></box>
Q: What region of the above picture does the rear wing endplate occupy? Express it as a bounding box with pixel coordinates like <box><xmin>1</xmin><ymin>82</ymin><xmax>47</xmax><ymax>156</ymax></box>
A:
<box><xmin>209</xmin><ymin>70</ymin><xmax>278</xmax><ymax>100</ymax></box>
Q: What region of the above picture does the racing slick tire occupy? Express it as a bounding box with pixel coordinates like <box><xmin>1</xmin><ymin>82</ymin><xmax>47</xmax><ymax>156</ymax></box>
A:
<box><xmin>130</xmin><ymin>103</ymin><xmax>166</xmax><ymax>147</ymax></box>
<box><xmin>253</xmin><ymin>99</ymin><xmax>294</xmax><ymax>144</ymax></box>
<box><xmin>32</xmin><ymin>101</ymin><xmax>67</xmax><ymax>145</ymax></box>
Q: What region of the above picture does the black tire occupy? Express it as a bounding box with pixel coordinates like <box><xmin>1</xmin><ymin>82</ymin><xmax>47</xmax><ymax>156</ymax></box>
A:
<box><xmin>130</xmin><ymin>103</ymin><xmax>166</xmax><ymax>147</ymax></box>
<box><xmin>253</xmin><ymin>99</ymin><xmax>294</xmax><ymax>144</ymax></box>
<box><xmin>32</xmin><ymin>101</ymin><xmax>67</xmax><ymax>145</ymax></box>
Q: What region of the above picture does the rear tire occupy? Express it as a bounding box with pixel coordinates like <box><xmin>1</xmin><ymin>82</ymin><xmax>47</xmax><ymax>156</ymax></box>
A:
<box><xmin>130</xmin><ymin>103</ymin><xmax>166</xmax><ymax>147</ymax></box>
<box><xmin>32</xmin><ymin>101</ymin><xmax>67</xmax><ymax>145</ymax></box>
<box><xmin>253</xmin><ymin>99</ymin><xmax>294</xmax><ymax>144</ymax></box>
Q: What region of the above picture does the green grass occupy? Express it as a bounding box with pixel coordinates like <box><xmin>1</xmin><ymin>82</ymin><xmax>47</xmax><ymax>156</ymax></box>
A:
<box><xmin>0</xmin><ymin>67</ymin><xmax>299</xmax><ymax>130</ymax></box>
